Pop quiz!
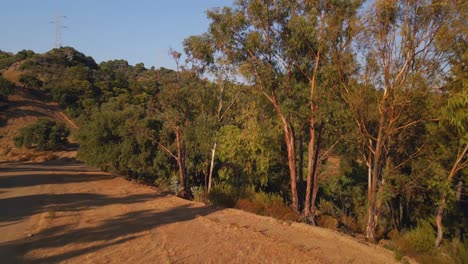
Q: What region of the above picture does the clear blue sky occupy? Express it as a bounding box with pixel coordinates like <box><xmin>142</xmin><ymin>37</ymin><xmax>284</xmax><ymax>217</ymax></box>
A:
<box><xmin>1</xmin><ymin>0</ymin><xmax>234</xmax><ymax>69</ymax></box>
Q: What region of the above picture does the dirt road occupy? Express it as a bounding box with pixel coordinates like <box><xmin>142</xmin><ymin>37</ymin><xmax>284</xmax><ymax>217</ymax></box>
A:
<box><xmin>0</xmin><ymin>159</ymin><xmax>397</xmax><ymax>263</ymax></box>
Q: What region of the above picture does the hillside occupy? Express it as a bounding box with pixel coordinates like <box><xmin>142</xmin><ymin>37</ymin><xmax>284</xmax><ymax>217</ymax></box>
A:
<box><xmin>0</xmin><ymin>83</ymin><xmax>77</xmax><ymax>162</ymax></box>
<box><xmin>0</xmin><ymin>159</ymin><xmax>398</xmax><ymax>263</ymax></box>
<box><xmin>0</xmin><ymin>60</ymin><xmax>400</xmax><ymax>264</ymax></box>
<box><xmin>0</xmin><ymin>40</ymin><xmax>465</xmax><ymax>263</ymax></box>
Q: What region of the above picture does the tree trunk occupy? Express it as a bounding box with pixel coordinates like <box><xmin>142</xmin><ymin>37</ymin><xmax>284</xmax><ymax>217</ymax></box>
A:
<box><xmin>367</xmin><ymin>103</ymin><xmax>386</xmax><ymax>242</ymax></box>
<box><xmin>435</xmin><ymin>144</ymin><xmax>467</xmax><ymax>247</ymax></box>
<box><xmin>435</xmin><ymin>195</ymin><xmax>446</xmax><ymax>247</ymax></box>
<box><xmin>399</xmin><ymin>197</ymin><xmax>403</xmax><ymax>231</ymax></box>
<box><xmin>309</xmin><ymin>125</ymin><xmax>323</xmax><ymax>219</ymax></box>
<box><xmin>298</xmin><ymin>131</ymin><xmax>305</xmax><ymax>210</ymax></box>
<box><xmin>175</xmin><ymin>127</ymin><xmax>186</xmax><ymax>195</ymax></box>
<box><xmin>207</xmin><ymin>140</ymin><xmax>217</xmax><ymax>193</ymax></box>
<box><xmin>310</xmin><ymin>159</ymin><xmax>322</xmax><ymax>218</ymax></box>
<box><xmin>374</xmin><ymin>178</ymin><xmax>385</xmax><ymax>232</ymax></box>
<box><xmin>455</xmin><ymin>180</ymin><xmax>463</xmax><ymax>240</ymax></box>
<box><xmin>285</xmin><ymin>128</ymin><xmax>298</xmax><ymax>214</ymax></box>
<box><xmin>304</xmin><ymin>121</ymin><xmax>315</xmax><ymax>217</ymax></box>
<box><xmin>304</xmin><ymin>53</ymin><xmax>320</xmax><ymax>218</ymax></box>
<box><xmin>272</xmin><ymin>98</ymin><xmax>298</xmax><ymax>214</ymax></box>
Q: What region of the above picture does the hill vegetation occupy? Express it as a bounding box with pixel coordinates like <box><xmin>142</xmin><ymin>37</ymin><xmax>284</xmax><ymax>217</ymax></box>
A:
<box><xmin>0</xmin><ymin>1</ymin><xmax>466</xmax><ymax>263</ymax></box>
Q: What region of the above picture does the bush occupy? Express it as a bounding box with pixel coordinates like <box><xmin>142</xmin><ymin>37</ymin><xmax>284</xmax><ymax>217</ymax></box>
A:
<box><xmin>235</xmin><ymin>191</ymin><xmax>296</xmax><ymax>221</ymax></box>
<box><xmin>169</xmin><ymin>175</ymin><xmax>182</xmax><ymax>196</ymax></box>
<box><xmin>390</xmin><ymin>219</ymin><xmax>462</xmax><ymax>264</ymax></box>
<box><xmin>19</xmin><ymin>73</ymin><xmax>42</xmax><ymax>88</ymax></box>
<box><xmin>191</xmin><ymin>186</ymin><xmax>208</xmax><ymax>202</ymax></box>
<box><xmin>208</xmin><ymin>183</ymin><xmax>238</xmax><ymax>207</ymax></box>
<box><xmin>405</xmin><ymin>220</ymin><xmax>436</xmax><ymax>255</ymax></box>
<box><xmin>317</xmin><ymin>215</ymin><xmax>339</xmax><ymax>230</ymax></box>
<box><xmin>442</xmin><ymin>239</ymin><xmax>468</xmax><ymax>264</ymax></box>
<box><xmin>14</xmin><ymin>119</ymin><xmax>70</xmax><ymax>151</ymax></box>
<box><xmin>318</xmin><ymin>199</ymin><xmax>338</xmax><ymax>217</ymax></box>
<box><xmin>154</xmin><ymin>177</ymin><xmax>170</xmax><ymax>192</ymax></box>
<box><xmin>0</xmin><ymin>75</ymin><xmax>14</xmax><ymax>101</ymax></box>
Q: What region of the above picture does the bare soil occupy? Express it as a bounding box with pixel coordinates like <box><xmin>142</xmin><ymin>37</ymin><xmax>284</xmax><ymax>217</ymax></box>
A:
<box><xmin>0</xmin><ymin>159</ymin><xmax>398</xmax><ymax>264</ymax></box>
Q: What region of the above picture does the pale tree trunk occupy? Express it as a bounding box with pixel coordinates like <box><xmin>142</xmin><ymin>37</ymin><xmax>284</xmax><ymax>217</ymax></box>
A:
<box><xmin>207</xmin><ymin>141</ymin><xmax>217</xmax><ymax>193</ymax></box>
<box><xmin>175</xmin><ymin>127</ymin><xmax>186</xmax><ymax>195</ymax></box>
<box><xmin>435</xmin><ymin>144</ymin><xmax>468</xmax><ymax>247</ymax></box>
<box><xmin>304</xmin><ymin>121</ymin><xmax>315</xmax><ymax>217</ymax></box>
<box><xmin>285</xmin><ymin>127</ymin><xmax>298</xmax><ymax>214</ymax></box>
<box><xmin>309</xmin><ymin>125</ymin><xmax>323</xmax><ymax>219</ymax></box>
<box><xmin>367</xmin><ymin>107</ymin><xmax>386</xmax><ymax>242</ymax></box>
<box><xmin>374</xmin><ymin>159</ymin><xmax>390</xmax><ymax>233</ymax></box>
<box><xmin>310</xmin><ymin>159</ymin><xmax>322</xmax><ymax>218</ymax></box>
<box><xmin>374</xmin><ymin>178</ymin><xmax>385</xmax><ymax>232</ymax></box>
<box><xmin>298</xmin><ymin>131</ymin><xmax>305</xmax><ymax>209</ymax></box>
<box><xmin>272</xmin><ymin>98</ymin><xmax>299</xmax><ymax>214</ymax></box>
<box><xmin>304</xmin><ymin>53</ymin><xmax>320</xmax><ymax>218</ymax></box>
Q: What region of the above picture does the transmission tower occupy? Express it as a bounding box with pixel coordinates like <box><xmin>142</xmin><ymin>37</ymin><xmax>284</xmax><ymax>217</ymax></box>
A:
<box><xmin>50</xmin><ymin>15</ymin><xmax>67</xmax><ymax>48</ymax></box>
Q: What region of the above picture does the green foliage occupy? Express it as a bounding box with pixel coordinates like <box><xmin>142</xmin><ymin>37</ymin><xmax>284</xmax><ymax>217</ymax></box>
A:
<box><xmin>0</xmin><ymin>75</ymin><xmax>14</xmax><ymax>101</ymax></box>
<box><xmin>170</xmin><ymin>175</ymin><xmax>183</xmax><ymax>196</ymax></box>
<box><xmin>393</xmin><ymin>221</ymin><xmax>468</xmax><ymax>264</ymax></box>
<box><xmin>0</xmin><ymin>49</ymin><xmax>35</xmax><ymax>70</ymax></box>
<box><xmin>208</xmin><ymin>182</ymin><xmax>238</xmax><ymax>208</ymax></box>
<box><xmin>14</xmin><ymin>119</ymin><xmax>70</xmax><ymax>151</ymax></box>
<box><xmin>19</xmin><ymin>73</ymin><xmax>42</xmax><ymax>88</ymax></box>
<box><xmin>442</xmin><ymin>239</ymin><xmax>468</xmax><ymax>264</ymax></box>
<box><xmin>395</xmin><ymin>220</ymin><xmax>437</xmax><ymax>256</ymax></box>
<box><xmin>77</xmin><ymin>95</ymin><xmax>157</xmax><ymax>179</ymax></box>
<box><xmin>190</xmin><ymin>186</ymin><xmax>207</xmax><ymax>202</ymax></box>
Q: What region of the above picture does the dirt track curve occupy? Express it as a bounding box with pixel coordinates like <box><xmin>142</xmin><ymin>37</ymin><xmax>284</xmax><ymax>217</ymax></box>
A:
<box><xmin>0</xmin><ymin>159</ymin><xmax>398</xmax><ymax>264</ymax></box>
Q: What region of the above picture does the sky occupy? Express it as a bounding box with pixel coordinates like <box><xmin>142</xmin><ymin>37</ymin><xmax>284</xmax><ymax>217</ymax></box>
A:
<box><xmin>1</xmin><ymin>0</ymin><xmax>234</xmax><ymax>69</ymax></box>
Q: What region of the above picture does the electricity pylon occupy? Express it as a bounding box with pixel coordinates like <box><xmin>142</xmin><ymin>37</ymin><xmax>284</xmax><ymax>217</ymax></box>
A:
<box><xmin>50</xmin><ymin>15</ymin><xmax>67</xmax><ymax>48</ymax></box>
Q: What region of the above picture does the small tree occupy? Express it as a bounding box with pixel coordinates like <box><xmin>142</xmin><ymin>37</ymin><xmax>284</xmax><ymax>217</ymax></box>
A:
<box><xmin>14</xmin><ymin>119</ymin><xmax>70</xmax><ymax>151</ymax></box>
<box><xmin>19</xmin><ymin>73</ymin><xmax>42</xmax><ymax>88</ymax></box>
<box><xmin>0</xmin><ymin>75</ymin><xmax>14</xmax><ymax>101</ymax></box>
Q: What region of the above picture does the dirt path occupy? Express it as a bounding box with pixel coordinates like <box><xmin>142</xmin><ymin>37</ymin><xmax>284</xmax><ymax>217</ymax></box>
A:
<box><xmin>0</xmin><ymin>159</ymin><xmax>398</xmax><ymax>264</ymax></box>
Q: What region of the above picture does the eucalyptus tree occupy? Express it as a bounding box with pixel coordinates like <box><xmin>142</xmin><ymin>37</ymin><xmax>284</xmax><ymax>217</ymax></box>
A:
<box><xmin>431</xmin><ymin>0</ymin><xmax>467</xmax><ymax>246</ymax></box>
<box><xmin>342</xmin><ymin>0</ymin><xmax>451</xmax><ymax>241</ymax></box>
<box><xmin>199</xmin><ymin>0</ymin><xmax>361</xmax><ymax>216</ymax></box>
<box><xmin>146</xmin><ymin>66</ymin><xmax>199</xmax><ymax>196</ymax></box>
<box><xmin>184</xmin><ymin>34</ymin><xmax>242</xmax><ymax>192</ymax></box>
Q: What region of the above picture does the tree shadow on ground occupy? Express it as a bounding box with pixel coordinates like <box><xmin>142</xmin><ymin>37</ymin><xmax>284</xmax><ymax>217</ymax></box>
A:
<box><xmin>1</xmin><ymin>204</ymin><xmax>218</xmax><ymax>263</ymax></box>
<box><xmin>0</xmin><ymin>159</ymin><xmax>102</xmax><ymax>173</ymax></box>
<box><xmin>0</xmin><ymin>158</ymin><xmax>220</xmax><ymax>263</ymax></box>
<box><xmin>0</xmin><ymin>192</ymin><xmax>162</xmax><ymax>222</ymax></box>
<box><xmin>0</xmin><ymin>172</ymin><xmax>113</xmax><ymax>190</ymax></box>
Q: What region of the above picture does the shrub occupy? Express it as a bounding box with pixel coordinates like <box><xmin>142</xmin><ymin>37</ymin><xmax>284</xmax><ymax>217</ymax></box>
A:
<box><xmin>340</xmin><ymin>215</ymin><xmax>360</xmax><ymax>233</ymax></box>
<box><xmin>442</xmin><ymin>239</ymin><xmax>468</xmax><ymax>264</ymax></box>
<box><xmin>316</xmin><ymin>215</ymin><xmax>339</xmax><ymax>230</ymax></box>
<box><xmin>191</xmin><ymin>185</ymin><xmax>208</xmax><ymax>202</ymax></box>
<box><xmin>19</xmin><ymin>73</ymin><xmax>42</xmax><ymax>88</ymax></box>
<box><xmin>318</xmin><ymin>199</ymin><xmax>338</xmax><ymax>217</ymax></box>
<box><xmin>208</xmin><ymin>183</ymin><xmax>237</xmax><ymax>207</ymax></box>
<box><xmin>169</xmin><ymin>175</ymin><xmax>182</xmax><ymax>196</ymax></box>
<box><xmin>154</xmin><ymin>177</ymin><xmax>170</xmax><ymax>192</ymax></box>
<box><xmin>14</xmin><ymin>119</ymin><xmax>70</xmax><ymax>151</ymax></box>
<box><xmin>404</xmin><ymin>220</ymin><xmax>436</xmax><ymax>255</ymax></box>
<box><xmin>0</xmin><ymin>75</ymin><xmax>14</xmax><ymax>101</ymax></box>
<box><xmin>235</xmin><ymin>191</ymin><xmax>296</xmax><ymax>221</ymax></box>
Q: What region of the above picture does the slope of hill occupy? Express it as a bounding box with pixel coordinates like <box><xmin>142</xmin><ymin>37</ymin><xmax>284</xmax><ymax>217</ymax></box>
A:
<box><xmin>0</xmin><ymin>159</ymin><xmax>398</xmax><ymax>263</ymax></box>
<box><xmin>0</xmin><ymin>84</ymin><xmax>77</xmax><ymax>162</ymax></box>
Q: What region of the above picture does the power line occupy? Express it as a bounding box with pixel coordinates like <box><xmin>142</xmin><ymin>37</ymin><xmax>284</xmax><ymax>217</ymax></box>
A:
<box><xmin>50</xmin><ymin>15</ymin><xmax>67</xmax><ymax>48</ymax></box>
